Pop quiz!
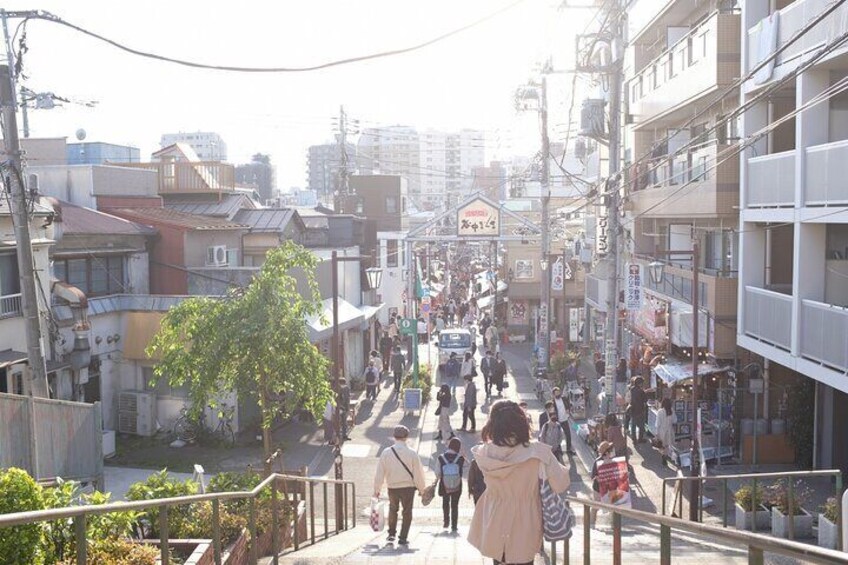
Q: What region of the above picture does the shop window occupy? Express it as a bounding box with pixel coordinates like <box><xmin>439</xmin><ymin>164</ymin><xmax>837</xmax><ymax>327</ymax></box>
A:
<box><xmin>387</xmin><ymin>240</ymin><xmax>398</xmax><ymax>268</ymax></box>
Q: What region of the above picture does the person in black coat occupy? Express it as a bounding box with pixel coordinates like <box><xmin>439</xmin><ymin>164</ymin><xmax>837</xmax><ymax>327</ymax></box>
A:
<box><xmin>492</xmin><ymin>352</ymin><xmax>507</xmax><ymax>395</ymax></box>
<box><xmin>629</xmin><ymin>377</ymin><xmax>648</xmax><ymax>443</ymax></box>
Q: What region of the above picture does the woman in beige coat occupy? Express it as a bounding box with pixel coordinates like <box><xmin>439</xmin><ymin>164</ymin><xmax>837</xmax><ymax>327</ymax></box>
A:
<box><xmin>468</xmin><ymin>400</ymin><xmax>570</xmax><ymax>564</ymax></box>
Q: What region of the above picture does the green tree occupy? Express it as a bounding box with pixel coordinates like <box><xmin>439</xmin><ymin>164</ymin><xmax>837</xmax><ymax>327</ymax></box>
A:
<box><xmin>148</xmin><ymin>241</ymin><xmax>332</xmax><ymax>459</ymax></box>
<box><xmin>0</xmin><ymin>467</ymin><xmax>44</xmax><ymax>564</ymax></box>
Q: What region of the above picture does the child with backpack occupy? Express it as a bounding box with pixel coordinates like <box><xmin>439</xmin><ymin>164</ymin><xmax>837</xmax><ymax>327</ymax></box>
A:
<box><xmin>437</xmin><ymin>437</ymin><xmax>465</xmax><ymax>532</ymax></box>
<box><xmin>364</xmin><ymin>361</ymin><xmax>380</xmax><ymax>401</ymax></box>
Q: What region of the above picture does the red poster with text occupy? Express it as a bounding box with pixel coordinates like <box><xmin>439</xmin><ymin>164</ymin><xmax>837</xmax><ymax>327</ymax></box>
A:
<box><xmin>596</xmin><ymin>457</ymin><xmax>631</xmax><ymax>507</ymax></box>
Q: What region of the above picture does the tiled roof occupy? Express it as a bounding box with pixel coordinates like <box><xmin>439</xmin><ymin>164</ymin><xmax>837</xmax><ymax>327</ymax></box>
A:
<box><xmin>233</xmin><ymin>208</ymin><xmax>298</xmax><ymax>232</ymax></box>
<box><xmin>59</xmin><ymin>202</ymin><xmax>157</xmax><ymax>236</ymax></box>
<box><xmin>166</xmin><ymin>193</ymin><xmax>256</xmax><ymax>219</ymax></box>
<box><xmin>111</xmin><ymin>207</ymin><xmax>247</xmax><ymax>230</ymax></box>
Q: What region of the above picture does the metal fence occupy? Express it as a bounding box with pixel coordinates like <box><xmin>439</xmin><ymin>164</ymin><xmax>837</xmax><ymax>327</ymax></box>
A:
<box><xmin>0</xmin><ymin>392</ymin><xmax>103</xmax><ymax>485</ymax></box>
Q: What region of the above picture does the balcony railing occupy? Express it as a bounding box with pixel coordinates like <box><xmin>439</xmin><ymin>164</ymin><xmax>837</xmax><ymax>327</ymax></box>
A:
<box><xmin>801</xmin><ymin>298</ymin><xmax>848</xmax><ymax>372</ymax></box>
<box><xmin>743</xmin><ymin>286</ymin><xmax>792</xmax><ymax>350</ymax></box>
<box><xmin>805</xmin><ymin>139</ymin><xmax>848</xmax><ymax>205</ymax></box>
<box><xmin>585</xmin><ymin>274</ymin><xmax>607</xmax><ymax>312</ymax></box>
<box><xmin>117</xmin><ymin>161</ymin><xmax>235</xmax><ymax>194</ymax></box>
<box><xmin>746</xmin><ymin>151</ymin><xmax>795</xmax><ymax>207</ymax></box>
<box><xmin>0</xmin><ymin>293</ymin><xmax>22</xmax><ymax>319</ymax></box>
<box><xmin>635</xmin><ymin>142</ymin><xmax>717</xmax><ymax>192</ymax></box>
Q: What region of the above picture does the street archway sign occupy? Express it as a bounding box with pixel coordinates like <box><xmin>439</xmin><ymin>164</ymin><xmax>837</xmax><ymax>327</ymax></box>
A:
<box><xmin>457</xmin><ymin>197</ymin><xmax>499</xmax><ymax>236</ymax></box>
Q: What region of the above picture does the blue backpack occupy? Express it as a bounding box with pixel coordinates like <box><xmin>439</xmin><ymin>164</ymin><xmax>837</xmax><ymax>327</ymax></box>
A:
<box><xmin>440</xmin><ymin>454</ymin><xmax>463</xmax><ymax>494</ymax></box>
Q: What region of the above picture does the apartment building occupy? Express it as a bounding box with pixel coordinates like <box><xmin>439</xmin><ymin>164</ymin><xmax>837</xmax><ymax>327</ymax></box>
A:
<box><xmin>160</xmin><ymin>131</ymin><xmax>228</xmax><ymax>161</ymax></box>
<box><xmin>306</xmin><ymin>141</ymin><xmax>356</xmax><ymax>204</ymax></box>
<box><xmin>622</xmin><ymin>0</ymin><xmax>742</xmax><ymax>363</ymax></box>
<box><xmin>738</xmin><ymin>0</ymin><xmax>848</xmax><ymax>472</ymax></box>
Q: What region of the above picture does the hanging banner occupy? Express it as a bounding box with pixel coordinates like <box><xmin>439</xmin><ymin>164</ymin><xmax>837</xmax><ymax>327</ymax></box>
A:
<box><xmin>551</xmin><ymin>258</ymin><xmax>564</xmax><ymax>291</ymax></box>
<box><xmin>595</xmin><ymin>211</ymin><xmax>609</xmax><ymax>256</ymax></box>
<box><xmin>626</xmin><ymin>263</ymin><xmax>643</xmax><ymax>310</ymax></box>
<box><xmin>569</xmin><ymin>307</ymin><xmax>583</xmax><ymax>342</ymax></box>
<box><xmin>457</xmin><ymin>198</ymin><xmax>499</xmax><ymax>236</ymax></box>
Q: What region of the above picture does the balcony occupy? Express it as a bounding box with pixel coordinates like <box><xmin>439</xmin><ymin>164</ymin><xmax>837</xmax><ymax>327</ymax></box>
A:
<box><xmin>746</xmin><ymin>150</ymin><xmax>795</xmax><ymax>207</ymax></box>
<box><xmin>801</xmin><ymin>299</ymin><xmax>848</xmax><ymax>372</ymax></box>
<box><xmin>118</xmin><ymin>161</ymin><xmax>235</xmax><ymax>194</ymax></box>
<box><xmin>747</xmin><ymin>0</ymin><xmax>848</xmax><ymax>90</ymax></box>
<box><xmin>629</xmin><ymin>12</ymin><xmax>740</xmax><ymax>123</ymax></box>
<box><xmin>805</xmin><ymin>140</ymin><xmax>848</xmax><ymax>205</ymax></box>
<box><xmin>629</xmin><ymin>143</ymin><xmax>739</xmax><ymax>217</ymax></box>
<box><xmin>0</xmin><ymin>293</ymin><xmax>22</xmax><ymax>319</ymax></box>
<box><xmin>743</xmin><ymin>286</ymin><xmax>792</xmax><ymax>350</ymax></box>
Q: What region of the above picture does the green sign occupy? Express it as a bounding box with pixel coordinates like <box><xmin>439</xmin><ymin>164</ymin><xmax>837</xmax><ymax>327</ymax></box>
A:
<box><xmin>399</xmin><ymin>317</ymin><xmax>417</xmax><ymax>336</ymax></box>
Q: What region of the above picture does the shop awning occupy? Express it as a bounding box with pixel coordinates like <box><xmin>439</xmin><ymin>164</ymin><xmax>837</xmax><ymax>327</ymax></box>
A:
<box><xmin>358</xmin><ymin>303</ymin><xmax>384</xmax><ymax>330</ymax></box>
<box><xmin>123</xmin><ymin>312</ymin><xmax>167</xmax><ymax>361</ymax></box>
<box><xmin>653</xmin><ymin>361</ymin><xmax>726</xmax><ymax>385</ymax></box>
<box><xmin>428</xmin><ymin>283</ymin><xmax>445</xmax><ymax>298</ymax></box>
<box><xmin>307</xmin><ymin>298</ymin><xmax>364</xmax><ymax>342</ymax></box>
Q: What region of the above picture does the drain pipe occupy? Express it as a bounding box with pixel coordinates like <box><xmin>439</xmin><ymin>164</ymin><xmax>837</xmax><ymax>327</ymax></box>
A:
<box><xmin>52</xmin><ymin>281</ymin><xmax>91</xmax><ymax>401</ymax></box>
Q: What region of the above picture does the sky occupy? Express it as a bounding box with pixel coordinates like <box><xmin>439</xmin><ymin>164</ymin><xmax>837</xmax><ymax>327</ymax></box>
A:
<box><xmin>4</xmin><ymin>0</ymin><xmax>593</xmax><ymax>190</ymax></box>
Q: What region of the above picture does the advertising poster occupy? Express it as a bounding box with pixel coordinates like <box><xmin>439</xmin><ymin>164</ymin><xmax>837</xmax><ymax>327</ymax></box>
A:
<box><xmin>596</xmin><ymin>456</ymin><xmax>631</xmax><ymax>507</ymax></box>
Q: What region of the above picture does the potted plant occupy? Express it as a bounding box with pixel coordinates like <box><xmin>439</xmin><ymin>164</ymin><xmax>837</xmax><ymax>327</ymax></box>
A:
<box><xmin>768</xmin><ymin>480</ymin><xmax>814</xmax><ymax>538</ymax></box>
<box><xmin>734</xmin><ymin>484</ymin><xmax>770</xmax><ymax>531</ymax></box>
<box><xmin>818</xmin><ymin>496</ymin><xmax>840</xmax><ymax>549</ymax></box>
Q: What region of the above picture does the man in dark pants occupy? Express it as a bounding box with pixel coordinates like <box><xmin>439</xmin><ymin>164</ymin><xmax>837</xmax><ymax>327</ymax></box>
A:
<box><xmin>379</xmin><ymin>331</ymin><xmax>394</xmax><ymax>373</ymax></box>
<box><xmin>480</xmin><ymin>350</ymin><xmax>494</xmax><ymax>397</ymax></box>
<box><xmin>552</xmin><ymin>387</ymin><xmax>576</xmax><ymax>455</ymax></box>
<box><xmin>373</xmin><ymin>425</ymin><xmax>426</xmax><ymax>545</ymax></box>
<box><xmin>390</xmin><ymin>345</ymin><xmax>405</xmax><ymax>393</ymax></box>
<box><xmin>629</xmin><ymin>377</ymin><xmax>648</xmax><ymax>443</ymax></box>
<box><xmin>460</xmin><ymin>375</ymin><xmax>477</xmax><ymax>432</ymax></box>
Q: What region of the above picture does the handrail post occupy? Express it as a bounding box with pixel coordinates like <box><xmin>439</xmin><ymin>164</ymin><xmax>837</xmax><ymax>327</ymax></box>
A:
<box><xmin>159</xmin><ymin>506</ymin><xmax>170</xmax><ymax>565</ymax></box>
<box><xmin>343</xmin><ymin>482</ymin><xmax>349</xmax><ymax>531</ymax></box>
<box><xmin>74</xmin><ymin>514</ymin><xmax>87</xmax><ymax>565</ymax></box>
<box><xmin>841</xmin><ymin>484</ymin><xmax>848</xmax><ymax>553</ymax></box>
<box><xmin>352</xmin><ymin>482</ymin><xmax>357</xmax><ymax>528</ymax></box>
<box><xmin>612</xmin><ymin>511</ymin><xmax>621</xmax><ymax>565</ymax></box>
<box><xmin>837</xmin><ymin>473</ymin><xmax>843</xmax><ymax>551</ymax></box>
<box><xmin>271</xmin><ymin>478</ymin><xmax>280</xmax><ymax>563</ymax></box>
<box><xmin>752</xmin><ymin>478</ymin><xmax>758</xmax><ymax>534</ymax></box>
<box><xmin>662</xmin><ymin>480</ymin><xmax>667</xmax><ymax>516</ymax></box>
<box><xmin>249</xmin><ymin>497</ymin><xmax>258</xmax><ymax>565</ymax></box>
<box><xmin>323</xmin><ymin>482</ymin><xmax>329</xmax><ymax>539</ymax></box>
<box><xmin>748</xmin><ymin>545</ymin><xmax>764</xmax><ymax>565</ymax></box>
<box><xmin>551</xmin><ymin>540</ymin><xmax>556</xmax><ymax>565</ymax></box>
<box><xmin>788</xmin><ymin>480</ymin><xmax>795</xmax><ymax>540</ymax></box>
<box><xmin>660</xmin><ymin>524</ymin><xmax>671</xmax><ymax>565</ymax></box>
<box><xmin>583</xmin><ymin>503</ymin><xmax>591</xmax><ymax>565</ymax></box>
<box><xmin>309</xmin><ymin>481</ymin><xmax>316</xmax><ymax>545</ymax></box>
<box><xmin>212</xmin><ymin>498</ymin><xmax>222</xmax><ymax>565</ymax></box>
<box><xmin>564</xmin><ymin>536</ymin><xmax>570</xmax><ymax>565</ymax></box>
<box><xmin>723</xmin><ymin>478</ymin><xmax>728</xmax><ymax>528</ymax></box>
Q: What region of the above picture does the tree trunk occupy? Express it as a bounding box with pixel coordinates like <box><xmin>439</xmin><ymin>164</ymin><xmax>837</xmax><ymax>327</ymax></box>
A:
<box><xmin>260</xmin><ymin>372</ymin><xmax>273</xmax><ymax>475</ymax></box>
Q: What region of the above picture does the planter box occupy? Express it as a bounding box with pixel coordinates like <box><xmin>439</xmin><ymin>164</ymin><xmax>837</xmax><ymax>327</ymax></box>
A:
<box><xmin>734</xmin><ymin>503</ymin><xmax>771</xmax><ymax>531</ymax></box>
<box><xmin>772</xmin><ymin>506</ymin><xmax>814</xmax><ymax>539</ymax></box>
<box><xmin>224</xmin><ymin>500</ymin><xmax>307</xmax><ymax>564</ymax></box>
<box><xmin>818</xmin><ymin>513</ymin><xmax>839</xmax><ymax>549</ymax></box>
<box><xmin>142</xmin><ymin>539</ymin><xmax>213</xmax><ymax>565</ymax></box>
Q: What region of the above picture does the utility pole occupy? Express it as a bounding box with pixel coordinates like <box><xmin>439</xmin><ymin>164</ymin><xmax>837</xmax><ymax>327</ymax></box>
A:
<box><xmin>0</xmin><ymin>64</ymin><xmax>48</xmax><ymax>397</ymax></box>
<box><xmin>690</xmin><ymin>241</ymin><xmax>702</xmax><ymax>521</ymax></box>
<box><xmin>335</xmin><ymin>105</ymin><xmax>349</xmax><ymax>213</ymax></box>
<box><xmin>539</xmin><ymin>73</ymin><xmax>552</xmax><ymax>369</ymax></box>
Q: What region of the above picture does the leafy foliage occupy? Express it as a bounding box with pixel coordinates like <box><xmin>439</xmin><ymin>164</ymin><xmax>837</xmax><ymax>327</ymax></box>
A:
<box><xmin>0</xmin><ymin>467</ymin><xmax>44</xmax><ymax>564</ymax></box>
<box><xmin>734</xmin><ymin>483</ymin><xmax>767</xmax><ymax>511</ymax></box>
<box><xmin>125</xmin><ymin>470</ymin><xmax>198</xmax><ymax>539</ymax></box>
<box><xmin>822</xmin><ymin>496</ymin><xmax>839</xmax><ymax>523</ymax></box>
<box><xmin>766</xmin><ymin>480</ymin><xmax>812</xmax><ymax>516</ymax></box>
<box><xmin>786</xmin><ymin>378</ymin><xmax>815</xmax><ymax>467</ymax></box>
<box><xmin>403</xmin><ymin>363</ymin><xmax>433</xmax><ymax>403</ymax></box>
<box><xmin>84</xmin><ymin>538</ymin><xmax>158</xmax><ymax>565</ymax></box>
<box><xmin>147</xmin><ymin>242</ymin><xmax>332</xmax><ymax>436</ymax></box>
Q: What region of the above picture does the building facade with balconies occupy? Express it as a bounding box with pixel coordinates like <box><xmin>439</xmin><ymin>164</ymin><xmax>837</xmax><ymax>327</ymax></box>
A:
<box><xmin>623</xmin><ymin>0</ymin><xmax>742</xmax><ymax>363</ymax></box>
<box><xmin>738</xmin><ymin>0</ymin><xmax>848</xmax><ymax>473</ymax></box>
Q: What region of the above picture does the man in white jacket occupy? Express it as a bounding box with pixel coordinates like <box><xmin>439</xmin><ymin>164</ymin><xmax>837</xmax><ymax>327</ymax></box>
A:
<box><xmin>373</xmin><ymin>425</ymin><xmax>427</xmax><ymax>545</ymax></box>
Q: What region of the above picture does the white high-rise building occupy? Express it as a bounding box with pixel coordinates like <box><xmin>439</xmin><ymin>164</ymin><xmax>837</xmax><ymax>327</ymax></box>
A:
<box><xmin>357</xmin><ymin>126</ymin><xmax>485</xmax><ymax>210</ymax></box>
<box><xmin>738</xmin><ymin>0</ymin><xmax>848</xmax><ymax>472</ymax></box>
<box><xmin>160</xmin><ymin>131</ymin><xmax>228</xmax><ymax>161</ymax></box>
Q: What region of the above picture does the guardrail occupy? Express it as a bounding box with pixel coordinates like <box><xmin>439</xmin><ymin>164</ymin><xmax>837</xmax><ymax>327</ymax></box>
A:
<box><xmin>551</xmin><ymin>493</ymin><xmax>848</xmax><ymax>565</ymax></box>
<box><xmin>0</xmin><ymin>472</ymin><xmax>356</xmax><ymax>565</ymax></box>
<box><xmin>660</xmin><ymin>470</ymin><xmax>843</xmax><ymax>546</ymax></box>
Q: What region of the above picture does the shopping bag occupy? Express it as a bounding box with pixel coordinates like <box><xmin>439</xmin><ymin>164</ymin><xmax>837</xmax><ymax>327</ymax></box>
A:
<box><xmin>539</xmin><ymin>466</ymin><xmax>575</xmax><ymax>542</ymax></box>
<box><xmin>421</xmin><ymin>482</ymin><xmax>436</xmax><ymax>506</ymax></box>
<box><xmin>369</xmin><ymin>498</ymin><xmax>386</xmax><ymax>532</ymax></box>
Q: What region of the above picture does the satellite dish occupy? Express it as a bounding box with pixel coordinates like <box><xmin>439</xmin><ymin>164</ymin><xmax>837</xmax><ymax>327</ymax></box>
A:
<box><xmin>75</xmin><ymin>129</ymin><xmax>86</xmax><ymax>141</ymax></box>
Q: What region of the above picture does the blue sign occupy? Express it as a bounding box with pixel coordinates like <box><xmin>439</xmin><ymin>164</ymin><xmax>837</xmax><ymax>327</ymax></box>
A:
<box><xmin>403</xmin><ymin>388</ymin><xmax>422</xmax><ymax>412</ymax></box>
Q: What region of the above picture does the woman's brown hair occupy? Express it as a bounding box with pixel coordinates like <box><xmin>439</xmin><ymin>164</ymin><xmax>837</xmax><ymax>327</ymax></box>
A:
<box><xmin>480</xmin><ymin>400</ymin><xmax>530</xmax><ymax>447</ymax></box>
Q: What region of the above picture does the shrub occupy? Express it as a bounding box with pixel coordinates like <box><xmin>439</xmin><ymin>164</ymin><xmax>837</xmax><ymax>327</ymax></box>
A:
<box><xmin>125</xmin><ymin>469</ymin><xmax>198</xmax><ymax>539</ymax></box>
<box><xmin>822</xmin><ymin>497</ymin><xmax>839</xmax><ymax>523</ymax></box>
<box><xmin>402</xmin><ymin>363</ymin><xmax>432</xmax><ymax>403</ymax></box>
<box><xmin>0</xmin><ymin>467</ymin><xmax>44</xmax><ymax>564</ymax></box>
<box><xmin>181</xmin><ymin>501</ymin><xmax>247</xmax><ymax>546</ymax></box>
<box><xmin>766</xmin><ymin>480</ymin><xmax>811</xmax><ymax>516</ymax></box>
<box><xmin>85</xmin><ymin>538</ymin><xmax>158</xmax><ymax>565</ymax></box>
<box><xmin>734</xmin><ymin>484</ymin><xmax>767</xmax><ymax>512</ymax></box>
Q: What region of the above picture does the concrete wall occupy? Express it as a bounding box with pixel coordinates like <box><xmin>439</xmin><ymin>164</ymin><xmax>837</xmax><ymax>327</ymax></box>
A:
<box><xmin>30</xmin><ymin>165</ymin><xmax>158</xmax><ymax>208</ymax></box>
<box><xmin>184</xmin><ymin>230</ymin><xmax>245</xmax><ymax>268</ymax></box>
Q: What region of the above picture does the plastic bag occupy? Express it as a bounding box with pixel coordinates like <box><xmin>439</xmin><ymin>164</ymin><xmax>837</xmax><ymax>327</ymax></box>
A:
<box><xmin>369</xmin><ymin>497</ymin><xmax>386</xmax><ymax>532</ymax></box>
<box><xmin>420</xmin><ymin>483</ymin><xmax>436</xmax><ymax>506</ymax></box>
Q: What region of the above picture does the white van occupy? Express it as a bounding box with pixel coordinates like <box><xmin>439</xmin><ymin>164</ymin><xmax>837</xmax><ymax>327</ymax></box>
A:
<box><xmin>437</xmin><ymin>328</ymin><xmax>473</xmax><ymax>367</ymax></box>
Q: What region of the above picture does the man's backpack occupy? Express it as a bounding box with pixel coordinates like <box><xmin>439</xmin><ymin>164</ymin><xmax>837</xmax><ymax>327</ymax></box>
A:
<box><xmin>365</xmin><ymin>366</ymin><xmax>379</xmax><ymax>385</ymax></box>
<box><xmin>440</xmin><ymin>454</ymin><xmax>463</xmax><ymax>494</ymax></box>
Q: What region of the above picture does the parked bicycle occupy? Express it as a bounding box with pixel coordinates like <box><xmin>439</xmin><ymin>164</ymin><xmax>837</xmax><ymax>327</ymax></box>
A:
<box><xmin>172</xmin><ymin>403</ymin><xmax>236</xmax><ymax>446</ymax></box>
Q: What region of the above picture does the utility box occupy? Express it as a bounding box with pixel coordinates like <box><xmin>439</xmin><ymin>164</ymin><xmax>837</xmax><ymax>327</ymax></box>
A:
<box><xmin>580</xmin><ymin>99</ymin><xmax>606</xmax><ymax>138</ymax></box>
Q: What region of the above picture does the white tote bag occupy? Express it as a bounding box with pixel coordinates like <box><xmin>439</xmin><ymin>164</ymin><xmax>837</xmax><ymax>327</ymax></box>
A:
<box><xmin>369</xmin><ymin>497</ymin><xmax>386</xmax><ymax>532</ymax></box>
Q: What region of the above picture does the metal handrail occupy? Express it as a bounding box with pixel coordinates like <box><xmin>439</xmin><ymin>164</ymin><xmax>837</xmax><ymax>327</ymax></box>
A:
<box><xmin>0</xmin><ymin>473</ymin><xmax>357</xmax><ymax>565</ymax></box>
<box><xmin>557</xmin><ymin>495</ymin><xmax>848</xmax><ymax>565</ymax></box>
<box><xmin>660</xmin><ymin>469</ymin><xmax>843</xmax><ymax>550</ymax></box>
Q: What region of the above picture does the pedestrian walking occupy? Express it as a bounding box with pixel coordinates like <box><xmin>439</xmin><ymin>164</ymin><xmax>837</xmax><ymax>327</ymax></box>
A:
<box><xmin>445</xmin><ymin>352</ymin><xmax>461</xmax><ymax>391</ymax></box>
<box><xmin>435</xmin><ymin>384</ymin><xmax>455</xmax><ymax>441</ymax></box>
<box><xmin>480</xmin><ymin>350</ymin><xmax>494</xmax><ymax>397</ymax></box>
<box><xmin>604</xmin><ymin>412</ymin><xmax>628</xmax><ymax>461</ymax></box>
<box><xmin>388</xmin><ymin>315</ymin><xmax>399</xmax><ymax>340</ymax></box>
<box><xmin>551</xmin><ymin>387</ymin><xmax>576</xmax><ymax>456</ymax></box>
<box><xmin>480</xmin><ymin>314</ymin><xmax>492</xmax><ymax>348</ymax></box>
<box><xmin>437</xmin><ymin>437</ymin><xmax>465</xmax><ymax>533</ymax></box>
<box><xmin>469</xmin><ymin>400</ymin><xmax>570</xmax><ymax>565</ymax></box>
<box><xmin>485</xmin><ymin>323</ymin><xmax>499</xmax><ymax>353</ymax></box>
<box><xmin>629</xmin><ymin>377</ymin><xmax>648</xmax><ymax>443</ymax></box>
<box><xmin>338</xmin><ymin>378</ymin><xmax>351</xmax><ymax>441</ymax></box>
<box><xmin>538</xmin><ymin>412</ymin><xmax>565</xmax><ymax>463</ymax></box>
<box><xmin>364</xmin><ymin>361</ymin><xmax>380</xmax><ymax>402</ymax></box>
<box><xmin>373</xmin><ymin>425</ymin><xmax>427</xmax><ymax>546</ymax></box>
<box><xmin>460</xmin><ymin>374</ymin><xmax>477</xmax><ymax>432</ymax></box>
<box><xmin>589</xmin><ymin>441</ymin><xmax>615</xmax><ymax>527</ymax></box>
<box><xmin>492</xmin><ymin>352</ymin><xmax>507</xmax><ymax>395</ymax></box>
<box><xmin>380</xmin><ymin>332</ymin><xmax>393</xmax><ymax>372</ymax></box>
<box><xmin>447</xmin><ymin>299</ymin><xmax>457</xmax><ymax>326</ymax></box>
<box><xmin>655</xmin><ymin>397</ymin><xmax>677</xmax><ymax>465</ymax></box>
<box><xmin>461</xmin><ymin>351</ymin><xmax>476</xmax><ymax>380</ymax></box>
<box><xmin>323</xmin><ymin>399</ymin><xmax>335</xmax><ymax>445</ymax></box>
<box><xmin>467</xmin><ymin>458</ymin><xmax>486</xmax><ymax>504</ymax></box>
<box><xmin>391</xmin><ymin>345</ymin><xmax>405</xmax><ymax>393</ymax></box>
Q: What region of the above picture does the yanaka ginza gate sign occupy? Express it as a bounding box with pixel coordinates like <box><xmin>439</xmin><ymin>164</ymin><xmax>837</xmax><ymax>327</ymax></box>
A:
<box><xmin>457</xmin><ymin>198</ymin><xmax>500</xmax><ymax>236</ymax></box>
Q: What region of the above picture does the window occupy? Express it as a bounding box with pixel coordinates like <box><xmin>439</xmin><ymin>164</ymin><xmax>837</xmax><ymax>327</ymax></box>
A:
<box><xmin>0</xmin><ymin>253</ymin><xmax>21</xmax><ymax>296</ymax></box>
<box><xmin>53</xmin><ymin>256</ymin><xmax>125</xmax><ymax>297</ymax></box>
<box><xmin>386</xmin><ymin>196</ymin><xmax>398</xmax><ymax>214</ymax></box>
<box><xmin>387</xmin><ymin>240</ymin><xmax>398</xmax><ymax>267</ymax></box>
<box><xmin>143</xmin><ymin>366</ymin><xmax>189</xmax><ymax>399</ymax></box>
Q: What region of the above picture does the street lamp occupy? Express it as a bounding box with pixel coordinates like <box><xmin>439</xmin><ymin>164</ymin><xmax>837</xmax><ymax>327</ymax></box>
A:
<box><xmin>331</xmin><ymin>251</ymin><xmax>382</xmax><ymax>526</ymax></box>
<box><xmin>648</xmin><ymin>261</ymin><xmax>665</xmax><ymax>285</ymax></box>
<box><xmin>540</xmin><ymin>257</ymin><xmax>549</xmax><ymax>271</ymax></box>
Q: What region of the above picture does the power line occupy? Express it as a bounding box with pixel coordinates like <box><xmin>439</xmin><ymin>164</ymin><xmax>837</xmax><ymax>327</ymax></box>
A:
<box><xmin>10</xmin><ymin>2</ymin><xmax>528</xmax><ymax>73</ymax></box>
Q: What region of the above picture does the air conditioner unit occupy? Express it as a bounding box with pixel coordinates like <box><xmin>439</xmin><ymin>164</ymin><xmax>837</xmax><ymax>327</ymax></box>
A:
<box><xmin>206</xmin><ymin>245</ymin><xmax>227</xmax><ymax>267</ymax></box>
<box><xmin>118</xmin><ymin>391</ymin><xmax>156</xmax><ymax>437</ymax></box>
